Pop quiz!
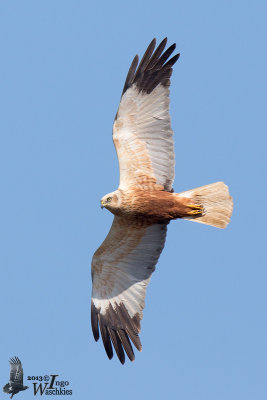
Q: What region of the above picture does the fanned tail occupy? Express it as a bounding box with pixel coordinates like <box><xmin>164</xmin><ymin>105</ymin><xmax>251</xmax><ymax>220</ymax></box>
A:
<box><xmin>179</xmin><ymin>182</ymin><xmax>233</xmax><ymax>229</ymax></box>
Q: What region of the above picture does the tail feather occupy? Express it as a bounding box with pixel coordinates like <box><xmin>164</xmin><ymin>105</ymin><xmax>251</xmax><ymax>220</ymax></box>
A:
<box><xmin>179</xmin><ymin>182</ymin><xmax>233</xmax><ymax>229</ymax></box>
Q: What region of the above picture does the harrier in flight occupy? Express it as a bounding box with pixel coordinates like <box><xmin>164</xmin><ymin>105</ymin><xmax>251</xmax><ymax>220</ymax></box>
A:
<box><xmin>3</xmin><ymin>357</ymin><xmax>28</xmax><ymax>398</ymax></box>
<box><xmin>91</xmin><ymin>38</ymin><xmax>233</xmax><ymax>364</ymax></box>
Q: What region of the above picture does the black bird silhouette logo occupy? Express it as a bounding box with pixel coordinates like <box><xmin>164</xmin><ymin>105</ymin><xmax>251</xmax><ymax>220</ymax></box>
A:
<box><xmin>3</xmin><ymin>357</ymin><xmax>28</xmax><ymax>398</ymax></box>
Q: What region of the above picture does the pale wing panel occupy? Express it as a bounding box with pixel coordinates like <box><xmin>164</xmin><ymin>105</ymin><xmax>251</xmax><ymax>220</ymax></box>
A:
<box><xmin>91</xmin><ymin>216</ymin><xmax>167</xmax><ymax>363</ymax></box>
<box><xmin>113</xmin><ymin>84</ymin><xmax>175</xmax><ymax>191</ymax></box>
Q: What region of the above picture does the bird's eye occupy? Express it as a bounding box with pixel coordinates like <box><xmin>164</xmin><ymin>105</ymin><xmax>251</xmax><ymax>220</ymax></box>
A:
<box><xmin>106</xmin><ymin>197</ymin><xmax>112</xmax><ymax>202</ymax></box>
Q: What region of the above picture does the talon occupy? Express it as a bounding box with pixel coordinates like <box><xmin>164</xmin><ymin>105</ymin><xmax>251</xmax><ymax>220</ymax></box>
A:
<box><xmin>187</xmin><ymin>209</ymin><xmax>202</xmax><ymax>215</ymax></box>
<box><xmin>187</xmin><ymin>204</ymin><xmax>205</xmax><ymax>216</ymax></box>
<box><xmin>187</xmin><ymin>204</ymin><xmax>203</xmax><ymax>210</ymax></box>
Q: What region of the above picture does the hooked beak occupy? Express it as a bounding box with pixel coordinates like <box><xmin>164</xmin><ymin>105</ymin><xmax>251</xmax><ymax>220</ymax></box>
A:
<box><xmin>100</xmin><ymin>200</ymin><xmax>104</xmax><ymax>209</ymax></box>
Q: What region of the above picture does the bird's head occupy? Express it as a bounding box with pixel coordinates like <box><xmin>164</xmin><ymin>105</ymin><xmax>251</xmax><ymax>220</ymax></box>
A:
<box><xmin>100</xmin><ymin>190</ymin><xmax>121</xmax><ymax>213</ymax></box>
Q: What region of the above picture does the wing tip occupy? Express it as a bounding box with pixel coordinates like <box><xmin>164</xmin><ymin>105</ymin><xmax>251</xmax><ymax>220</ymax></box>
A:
<box><xmin>121</xmin><ymin>37</ymin><xmax>180</xmax><ymax>96</ymax></box>
<box><xmin>91</xmin><ymin>300</ymin><xmax>143</xmax><ymax>364</ymax></box>
<box><xmin>9</xmin><ymin>356</ymin><xmax>21</xmax><ymax>365</ymax></box>
<box><xmin>91</xmin><ymin>301</ymin><xmax>100</xmax><ymax>342</ymax></box>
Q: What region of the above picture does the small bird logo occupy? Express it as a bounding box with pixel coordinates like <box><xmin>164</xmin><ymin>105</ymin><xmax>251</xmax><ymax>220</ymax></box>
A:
<box><xmin>3</xmin><ymin>357</ymin><xmax>28</xmax><ymax>398</ymax></box>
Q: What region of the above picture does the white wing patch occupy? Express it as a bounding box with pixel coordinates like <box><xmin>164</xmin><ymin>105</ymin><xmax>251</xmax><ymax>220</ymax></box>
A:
<box><xmin>113</xmin><ymin>84</ymin><xmax>175</xmax><ymax>191</ymax></box>
<box><xmin>91</xmin><ymin>217</ymin><xmax>167</xmax><ymax>363</ymax></box>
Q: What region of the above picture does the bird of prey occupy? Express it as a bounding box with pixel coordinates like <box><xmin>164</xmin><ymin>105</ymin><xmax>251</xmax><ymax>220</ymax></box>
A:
<box><xmin>91</xmin><ymin>38</ymin><xmax>233</xmax><ymax>364</ymax></box>
<box><xmin>3</xmin><ymin>357</ymin><xmax>28</xmax><ymax>398</ymax></box>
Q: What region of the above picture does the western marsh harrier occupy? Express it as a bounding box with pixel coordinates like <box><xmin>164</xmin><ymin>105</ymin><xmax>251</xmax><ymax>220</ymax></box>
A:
<box><xmin>3</xmin><ymin>357</ymin><xmax>28</xmax><ymax>398</ymax></box>
<box><xmin>91</xmin><ymin>38</ymin><xmax>233</xmax><ymax>364</ymax></box>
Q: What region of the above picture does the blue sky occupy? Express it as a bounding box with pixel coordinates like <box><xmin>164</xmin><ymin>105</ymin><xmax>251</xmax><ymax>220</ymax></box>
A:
<box><xmin>0</xmin><ymin>1</ymin><xmax>266</xmax><ymax>399</ymax></box>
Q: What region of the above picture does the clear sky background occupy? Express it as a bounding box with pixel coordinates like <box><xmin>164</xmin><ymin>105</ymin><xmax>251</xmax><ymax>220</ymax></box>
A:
<box><xmin>0</xmin><ymin>1</ymin><xmax>266</xmax><ymax>399</ymax></box>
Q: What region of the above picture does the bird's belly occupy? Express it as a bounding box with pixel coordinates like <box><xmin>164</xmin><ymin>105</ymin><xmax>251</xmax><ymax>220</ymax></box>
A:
<box><xmin>119</xmin><ymin>190</ymin><xmax>195</xmax><ymax>222</ymax></box>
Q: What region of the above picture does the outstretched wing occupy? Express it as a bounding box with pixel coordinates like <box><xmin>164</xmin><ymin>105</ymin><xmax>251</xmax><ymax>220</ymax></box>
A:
<box><xmin>91</xmin><ymin>216</ymin><xmax>167</xmax><ymax>363</ymax></box>
<box><xmin>113</xmin><ymin>38</ymin><xmax>180</xmax><ymax>192</ymax></box>
<box><xmin>9</xmin><ymin>357</ymin><xmax>23</xmax><ymax>385</ymax></box>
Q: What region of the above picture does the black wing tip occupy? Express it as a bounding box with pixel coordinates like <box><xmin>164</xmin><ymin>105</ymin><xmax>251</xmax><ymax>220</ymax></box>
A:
<box><xmin>121</xmin><ymin>37</ymin><xmax>180</xmax><ymax>96</ymax></box>
<box><xmin>108</xmin><ymin>327</ymin><xmax>126</xmax><ymax>364</ymax></box>
<box><xmin>91</xmin><ymin>301</ymin><xmax>100</xmax><ymax>342</ymax></box>
<box><xmin>91</xmin><ymin>301</ymin><xmax>142</xmax><ymax>364</ymax></box>
<box><xmin>148</xmin><ymin>37</ymin><xmax>156</xmax><ymax>49</ymax></box>
<box><xmin>9</xmin><ymin>356</ymin><xmax>21</xmax><ymax>365</ymax></box>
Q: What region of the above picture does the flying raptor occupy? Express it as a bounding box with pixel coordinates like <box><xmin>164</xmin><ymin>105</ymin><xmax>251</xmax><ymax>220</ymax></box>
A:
<box><xmin>91</xmin><ymin>38</ymin><xmax>233</xmax><ymax>364</ymax></box>
<box><xmin>3</xmin><ymin>357</ymin><xmax>28</xmax><ymax>398</ymax></box>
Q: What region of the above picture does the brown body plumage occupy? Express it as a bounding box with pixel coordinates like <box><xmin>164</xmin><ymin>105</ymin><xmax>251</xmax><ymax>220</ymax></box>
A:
<box><xmin>105</xmin><ymin>188</ymin><xmax>203</xmax><ymax>222</ymax></box>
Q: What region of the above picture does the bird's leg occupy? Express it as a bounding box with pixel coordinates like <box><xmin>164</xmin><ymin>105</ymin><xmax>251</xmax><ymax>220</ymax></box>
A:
<box><xmin>173</xmin><ymin>195</ymin><xmax>205</xmax><ymax>218</ymax></box>
<box><xmin>186</xmin><ymin>203</ymin><xmax>205</xmax><ymax>216</ymax></box>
